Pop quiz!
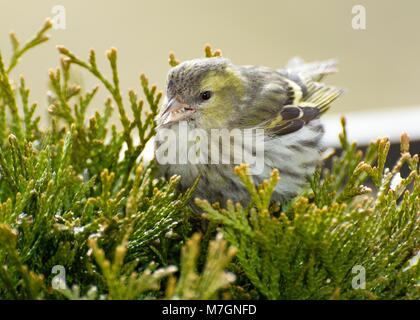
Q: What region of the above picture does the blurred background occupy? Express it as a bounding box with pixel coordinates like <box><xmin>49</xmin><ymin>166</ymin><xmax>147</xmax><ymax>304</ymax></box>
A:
<box><xmin>0</xmin><ymin>0</ymin><xmax>419</xmax><ymax>147</ymax></box>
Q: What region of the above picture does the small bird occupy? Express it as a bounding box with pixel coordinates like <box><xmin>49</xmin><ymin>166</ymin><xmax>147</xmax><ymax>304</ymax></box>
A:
<box><xmin>155</xmin><ymin>57</ymin><xmax>343</xmax><ymax>208</ymax></box>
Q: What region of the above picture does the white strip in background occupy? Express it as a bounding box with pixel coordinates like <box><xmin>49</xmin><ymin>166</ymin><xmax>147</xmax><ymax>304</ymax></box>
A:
<box><xmin>321</xmin><ymin>106</ymin><xmax>420</xmax><ymax>147</ymax></box>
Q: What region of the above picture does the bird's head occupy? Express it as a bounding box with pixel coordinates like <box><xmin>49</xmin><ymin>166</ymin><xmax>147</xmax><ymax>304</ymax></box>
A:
<box><xmin>157</xmin><ymin>57</ymin><xmax>245</xmax><ymax>130</ymax></box>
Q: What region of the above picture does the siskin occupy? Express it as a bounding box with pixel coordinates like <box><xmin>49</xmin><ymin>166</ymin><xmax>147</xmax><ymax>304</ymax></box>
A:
<box><xmin>155</xmin><ymin>56</ymin><xmax>343</xmax><ymax>208</ymax></box>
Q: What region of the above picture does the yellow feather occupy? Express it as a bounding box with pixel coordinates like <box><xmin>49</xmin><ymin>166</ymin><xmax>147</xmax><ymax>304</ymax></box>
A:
<box><xmin>282</xmin><ymin>78</ymin><xmax>302</xmax><ymax>104</ymax></box>
<box><xmin>266</xmin><ymin>115</ymin><xmax>284</xmax><ymax>129</ymax></box>
<box><xmin>199</xmin><ymin>68</ymin><xmax>245</xmax><ymax>128</ymax></box>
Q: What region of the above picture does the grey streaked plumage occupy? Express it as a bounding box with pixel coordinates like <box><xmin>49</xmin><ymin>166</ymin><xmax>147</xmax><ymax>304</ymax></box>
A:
<box><xmin>155</xmin><ymin>57</ymin><xmax>343</xmax><ymax>209</ymax></box>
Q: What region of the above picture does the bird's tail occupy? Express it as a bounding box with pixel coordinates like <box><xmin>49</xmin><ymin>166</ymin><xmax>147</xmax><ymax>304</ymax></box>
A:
<box><xmin>283</xmin><ymin>57</ymin><xmax>338</xmax><ymax>82</ymax></box>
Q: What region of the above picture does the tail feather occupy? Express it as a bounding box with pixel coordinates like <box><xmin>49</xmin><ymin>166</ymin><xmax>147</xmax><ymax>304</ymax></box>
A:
<box><xmin>283</xmin><ymin>57</ymin><xmax>338</xmax><ymax>81</ymax></box>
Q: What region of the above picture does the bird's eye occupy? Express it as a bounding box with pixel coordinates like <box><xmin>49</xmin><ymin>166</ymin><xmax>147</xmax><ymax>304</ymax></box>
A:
<box><xmin>200</xmin><ymin>91</ymin><xmax>212</xmax><ymax>101</ymax></box>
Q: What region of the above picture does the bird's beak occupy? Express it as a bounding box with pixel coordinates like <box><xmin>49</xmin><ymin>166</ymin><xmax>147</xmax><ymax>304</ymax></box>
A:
<box><xmin>161</xmin><ymin>97</ymin><xmax>196</xmax><ymax>125</ymax></box>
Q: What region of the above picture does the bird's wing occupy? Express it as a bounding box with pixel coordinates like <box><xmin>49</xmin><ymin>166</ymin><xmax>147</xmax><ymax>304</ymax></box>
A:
<box><xmin>236</xmin><ymin>60</ymin><xmax>343</xmax><ymax>136</ymax></box>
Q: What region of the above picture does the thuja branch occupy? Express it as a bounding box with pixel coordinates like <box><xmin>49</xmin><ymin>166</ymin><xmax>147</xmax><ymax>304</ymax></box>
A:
<box><xmin>57</xmin><ymin>46</ymin><xmax>134</xmax><ymax>150</ymax></box>
<box><xmin>0</xmin><ymin>19</ymin><xmax>52</xmax><ymax>142</ymax></box>
<box><xmin>57</xmin><ymin>46</ymin><xmax>161</xmax><ymax>158</ymax></box>
<box><xmin>7</xmin><ymin>19</ymin><xmax>52</xmax><ymax>74</ymax></box>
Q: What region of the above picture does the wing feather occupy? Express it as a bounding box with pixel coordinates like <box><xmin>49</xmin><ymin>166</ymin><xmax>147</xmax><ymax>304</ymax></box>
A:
<box><xmin>237</xmin><ymin>59</ymin><xmax>343</xmax><ymax>136</ymax></box>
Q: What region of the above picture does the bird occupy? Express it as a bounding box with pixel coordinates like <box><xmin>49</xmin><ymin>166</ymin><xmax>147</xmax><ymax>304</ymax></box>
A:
<box><xmin>154</xmin><ymin>56</ymin><xmax>343</xmax><ymax>209</ymax></box>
